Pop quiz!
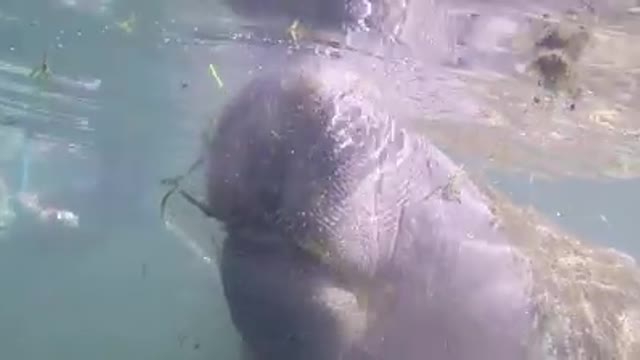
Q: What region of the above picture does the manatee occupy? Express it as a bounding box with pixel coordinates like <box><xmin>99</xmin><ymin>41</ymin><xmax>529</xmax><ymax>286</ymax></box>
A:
<box><xmin>197</xmin><ymin>56</ymin><xmax>640</xmax><ymax>360</ymax></box>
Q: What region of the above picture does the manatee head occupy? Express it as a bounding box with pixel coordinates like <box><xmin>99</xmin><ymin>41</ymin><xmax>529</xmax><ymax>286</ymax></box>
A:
<box><xmin>204</xmin><ymin>59</ymin><xmax>402</xmax><ymax>359</ymax></box>
<box><xmin>203</xmin><ymin>57</ymin><xmax>533</xmax><ymax>360</ymax></box>
<box><xmin>205</xmin><ymin>58</ymin><xmax>397</xmax><ymax>278</ymax></box>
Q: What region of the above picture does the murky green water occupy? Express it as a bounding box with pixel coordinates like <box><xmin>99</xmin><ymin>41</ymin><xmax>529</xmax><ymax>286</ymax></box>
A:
<box><xmin>0</xmin><ymin>1</ymin><xmax>241</xmax><ymax>358</ymax></box>
<box><xmin>0</xmin><ymin>0</ymin><xmax>637</xmax><ymax>359</ymax></box>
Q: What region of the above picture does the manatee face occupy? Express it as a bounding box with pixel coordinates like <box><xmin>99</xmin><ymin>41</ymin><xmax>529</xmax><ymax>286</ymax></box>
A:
<box><xmin>205</xmin><ymin>59</ymin><xmax>534</xmax><ymax>360</ymax></box>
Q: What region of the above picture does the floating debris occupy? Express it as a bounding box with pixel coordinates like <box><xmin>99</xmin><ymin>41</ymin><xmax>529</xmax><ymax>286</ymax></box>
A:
<box><xmin>17</xmin><ymin>192</ymin><xmax>79</xmax><ymax>228</ymax></box>
<box><xmin>176</xmin><ymin>334</ymin><xmax>201</xmax><ymax>351</ymax></box>
<box><xmin>159</xmin><ymin>158</ymin><xmax>218</xmax><ymax>266</ymax></box>
<box><xmin>115</xmin><ymin>13</ymin><xmax>136</xmax><ymax>34</ymax></box>
<box><xmin>422</xmin><ymin>166</ymin><xmax>466</xmax><ymax>204</ymax></box>
<box><xmin>178</xmin><ymin>334</ymin><xmax>186</xmax><ymax>348</ymax></box>
<box><xmin>441</xmin><ymin>168</ymin><xmax>465</xmax><ymax>203</ymax></box>
<box><xmin>599</xmin><ymin>214</ymin><xmax>609</xmax><ymax>224</ymax></box>
<box><xmin>208</xmin><ymin>63</ymin><xmax>224</xmax><ymax>89</ymax></box>
<box><xmin>29</xmin><ymin>51</ymin><xmax>52</xmax><ymax>83</ymax></box>
<box><xmin>159</xmin><ymin>157</ymin><xmax>204</xmax><ymax>223</ymax></box>
<box><xmin>287</xmin><ymin>19</ymin><xmax>303</xmax><ymax>45</ymax></box>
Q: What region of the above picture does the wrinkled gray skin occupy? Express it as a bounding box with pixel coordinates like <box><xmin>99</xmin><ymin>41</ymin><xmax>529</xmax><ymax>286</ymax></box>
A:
<box><xmin>205</xmin><ymin>57</ymin><xmax>534</xmax><ymax>360</ymax></box>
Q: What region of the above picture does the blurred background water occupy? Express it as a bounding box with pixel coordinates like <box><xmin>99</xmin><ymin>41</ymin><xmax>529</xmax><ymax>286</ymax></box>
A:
<box><xmin>0</xmin><ymin>1</ymin><xmax>242</xmax><ymax>359</ymax></box>
<box><xmin>0</xmin><ymin>0</ymin><xmax>636</xmax><ymax>359</ymax></box>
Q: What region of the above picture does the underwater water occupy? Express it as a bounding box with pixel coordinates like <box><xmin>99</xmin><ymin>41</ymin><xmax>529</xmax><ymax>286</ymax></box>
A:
<box><xmin>0</xmin><ymin>1</ymin><xmax>242</xmax><ymax>359</ymax></box>
<box><xmin>0</xmin><ymin>0</ymin><xmax>637</xmax><ymax>359</ymax></box>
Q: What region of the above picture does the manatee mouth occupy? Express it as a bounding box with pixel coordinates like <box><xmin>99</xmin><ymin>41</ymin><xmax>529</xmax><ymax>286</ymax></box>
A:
<box><xmin>220</xmin><ymin>226</ymin><xmax>371</xmax><ymax>360</ymax></box>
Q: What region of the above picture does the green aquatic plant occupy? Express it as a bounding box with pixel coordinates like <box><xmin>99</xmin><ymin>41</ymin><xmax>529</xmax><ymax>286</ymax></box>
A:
<box><xmin>29</xmin><ymin>51</ymin><xmax>51</xmax><ymax>80</ymax></box>
<box><xmin>208</xmin><ymin>63</ymin><xmax>224</xmax><ymax>89</ymax></box>
<box><xmin>115</xmin><ymin>13</ymin><xmax>136</xmax><ymax>34</ymax></box>
<box><xmin>29</xmin><ymin>51</ymin><xmax>53</xmax><ymax>91</ymax></box>
<box><xmin>287</xmin><ymin>19</ymin><xmax>303</xmax><ymax>46</ymax></box>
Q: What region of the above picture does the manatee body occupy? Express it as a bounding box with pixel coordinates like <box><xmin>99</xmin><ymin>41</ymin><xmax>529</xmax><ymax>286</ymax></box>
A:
<box><xmin>205</xmin><ymin>58</ymin><xmax>530</xmax><ymax>359</ymax></box>
<box><xmin>203</xmin><ymin>57</ymin><xmax>640</xmax><ymax>360</ymax></box>
<box><xmin>200</xmin><ymin>1</ymin><xmax>640</xmax><ymax>359</ymax></box>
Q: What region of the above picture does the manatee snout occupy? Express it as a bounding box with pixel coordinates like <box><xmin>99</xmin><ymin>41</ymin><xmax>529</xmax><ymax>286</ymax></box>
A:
<box><xmin>220</xmin><ymin>230</ymin><xmax>356</xmax><ymax>360</ymax></box>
